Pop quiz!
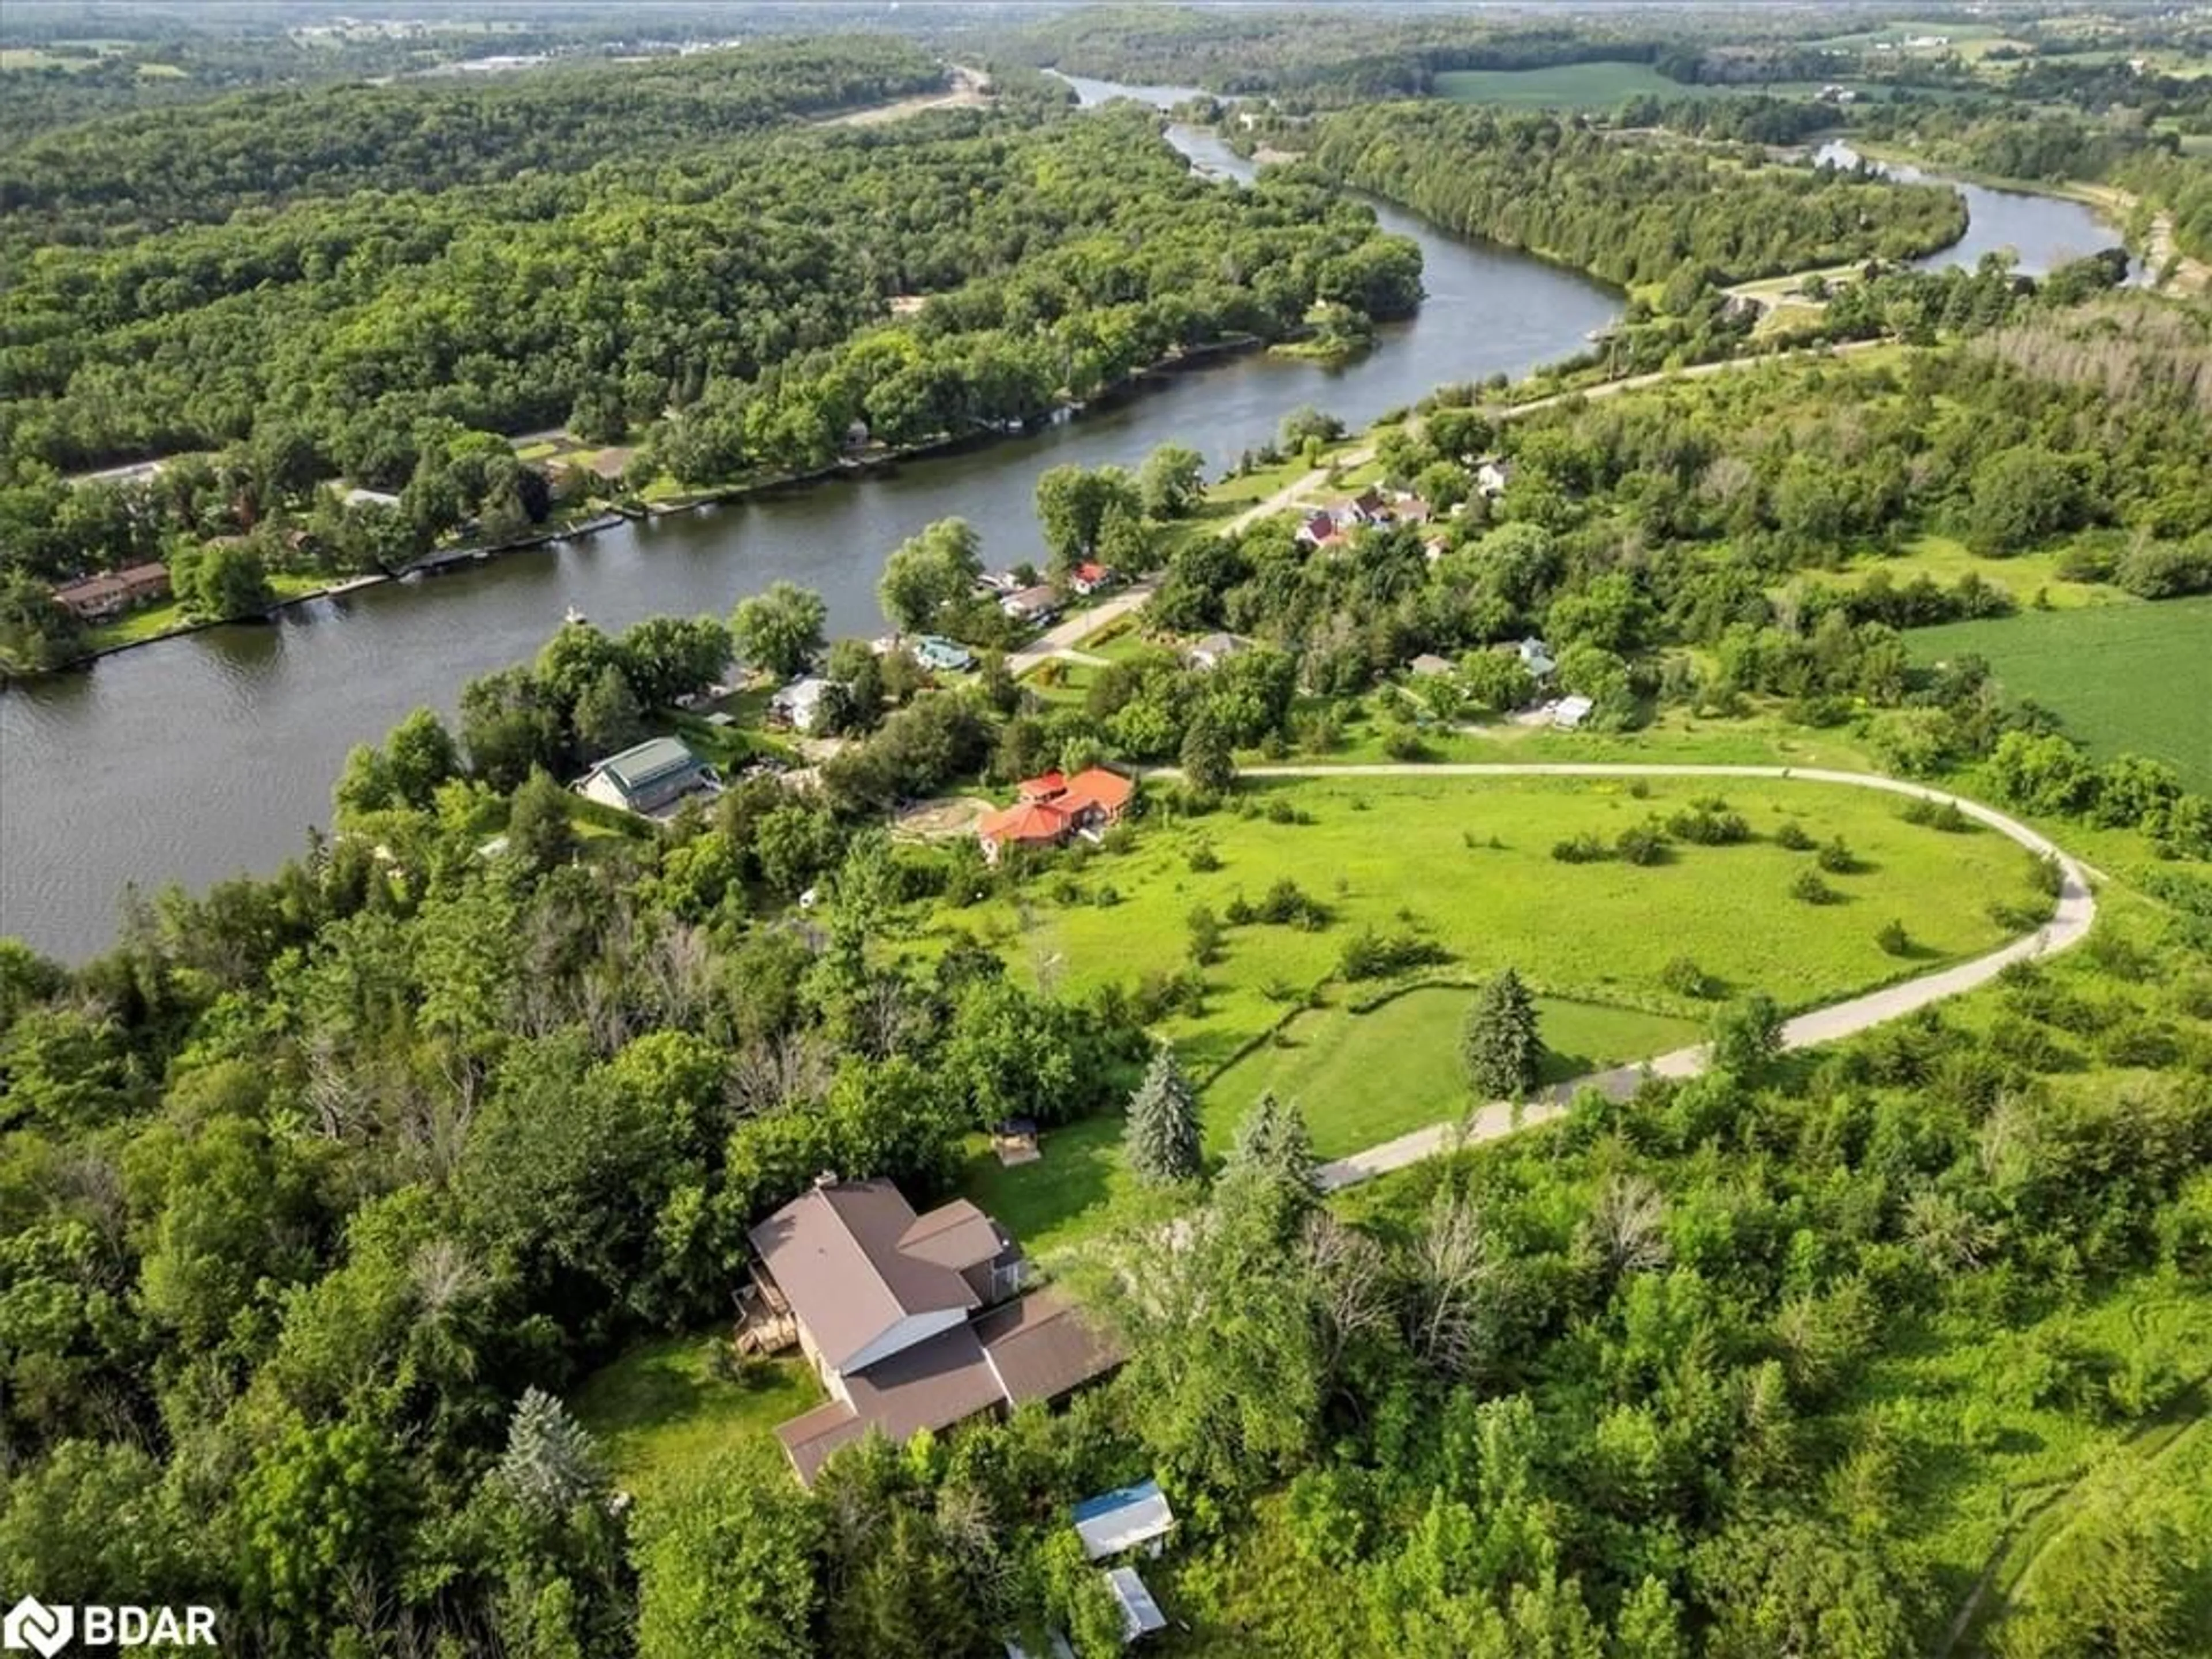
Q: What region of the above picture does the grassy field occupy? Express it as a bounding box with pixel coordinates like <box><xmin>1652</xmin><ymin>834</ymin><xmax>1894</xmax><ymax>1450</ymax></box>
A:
<box><xmin>1909</xmin><ymin>596</ymin><xmax>2212</xmax><ymax>791</ymax></box>
<box><xmin>927</xmin><ymin>772</ymin><xmax>2043</xmax><ymax>1086</ymax></box>
<box><xmin>1204</xmin><ymin>987</ymin><xmax>1700</xmax><ymax>1156</ymax></box>
<box><xmin>1790</xmin><ymin>533</ymin><xmax>2131</xmax><ymax>611</ymax></box>
<box><xmin>1432</xmin><ymin>62</ymin><xmax>1686</xmax><ymax>109</ymax></box>
<box><xmin>960</xmin><ymin>987</ymin><xmax>1701</xmax><ymax>1256</ymax></box>
<box><xmin>570</xmin><ymin>1335</ymin><xmax>821</xmax><ymax>1499</ymax></box>
<box><xmin>83</xmin><ymin>571</ymin><xmax>340</xmax><ymax>652</ymax></box>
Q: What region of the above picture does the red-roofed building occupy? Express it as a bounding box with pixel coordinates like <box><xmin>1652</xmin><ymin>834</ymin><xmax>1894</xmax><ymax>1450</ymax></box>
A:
<box><xmin>979</xmin><ymin>768</ymin><xmax>1137</xmax><ymax>862</ymax></box>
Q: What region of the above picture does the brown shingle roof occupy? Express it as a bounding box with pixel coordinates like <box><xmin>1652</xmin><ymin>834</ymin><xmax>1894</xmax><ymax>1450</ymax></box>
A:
<box><xmin>778</xmin><ymin>1324</ymin><xmax>1007</xmax><ymax>1485</ymax></box>
<box><xmin>899</xmin><ymin>1200</ymin><xmax>1008</xmax><ymax>1272</ymax></box>
<box><xmin>748</xmin><ymin>1181</ymin><xmax>979</xmax><ymax>1372</ymax></box>
<box><xmin>976</xmin><ymin>1289</ymin><xmax>1121</xmax><ymax>1404</ymax></box>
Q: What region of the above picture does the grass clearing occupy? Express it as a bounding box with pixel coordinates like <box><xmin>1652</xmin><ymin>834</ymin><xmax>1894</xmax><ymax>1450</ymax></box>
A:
<box><xmin>1205</xmin><ymin>987</ymin><xmax>1700</xmax><ymax>1158</ymax></box>
<box><xmin>1909</xmin><ymin>596</ymin><xmax>2212</xmax><ymax>791</ymax></box>
<box><xmin>1790</xmin><ymin>533</ymin><xmax>2130</xmax><ymax>610</ymax></box>
<box><xmin>570</xmin><ymin>1336</ymin><xmax>821</xmax><ymax>1499</ymax></box>
<box><xmin>1433</xmin><ymin>62</ymin><xmax>1686</xmax><ymax>109</ymax></box>
<box><xmin>926</xmin><ymin>772</ymin><xmax>2043</xmax><ymax>1085</ymax></box>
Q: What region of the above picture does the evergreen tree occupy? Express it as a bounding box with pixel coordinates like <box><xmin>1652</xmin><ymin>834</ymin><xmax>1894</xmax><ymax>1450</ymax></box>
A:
<box><xmin>1126</xmin><ymin>1042</ymin><xmax>1202</xmax><ymax>1184</ymax></box>
<box><xmin>1461</xmin><ymin>967</ymin><xmax>1543</xmax><ymax>1100</ymax></box>
<box><xmin>507</xmin><ymin>769</ymin><xmax>578</xmax><ymax>877</ymax></box>
<box><xmin>497</xmin><ymin>1387</ymin><xmax>607</xmax><ymax>1523</ymax></box>
<box><xmin>1229</xmin><ymin>1090</ymin><xmax>1318</xmax><ymax>1196</ymax></box>
<box><xmin>1180</xmin><ymin>712</ymin><xmax>1235</xmax><ymax>797</ymax></box>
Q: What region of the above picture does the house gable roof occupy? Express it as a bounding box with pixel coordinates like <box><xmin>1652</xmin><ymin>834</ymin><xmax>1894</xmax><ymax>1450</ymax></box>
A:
<box><xmin>1058</xmin><ymin>767</ymin><xmax>1133</xmax><ymax>816</ymax></box>
<box><xmin>979</xmin><ymin>800</ymin><xmax>1070</xmax><ymax>846</ymax></box>
<box><xmin>592</xmin><ymin>737</ymin><xmax>702</xmax><ymax>796</ymax></box>
<box><xmin>748</xmin><ymin>1180</ymin><xmax>981</xmax><ymax>1372</ymax></box>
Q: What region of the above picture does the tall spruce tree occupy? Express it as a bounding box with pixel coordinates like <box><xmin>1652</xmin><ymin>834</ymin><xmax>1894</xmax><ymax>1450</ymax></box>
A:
<box><xmin>1126</xmin><ymin>1042</ymin><xmax>1202</xmax><ymax>1184</ymax></box>
<box><xmin>1461</xmin><ymin>967</ymin><xmax>1543</xmax><ymax>1100</ymax></box>
<box><xmin>1229</xmin><ymin>1090</ymin><xmax>1319</xmax><ymax>1196</ymax></box>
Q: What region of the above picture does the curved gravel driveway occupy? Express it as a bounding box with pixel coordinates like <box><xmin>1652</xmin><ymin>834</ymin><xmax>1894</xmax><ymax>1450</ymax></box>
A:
<box><xmin>1154</xmin><ymin>763</ymin><xmax>2096</xmax><ymax>1191</ymax></box>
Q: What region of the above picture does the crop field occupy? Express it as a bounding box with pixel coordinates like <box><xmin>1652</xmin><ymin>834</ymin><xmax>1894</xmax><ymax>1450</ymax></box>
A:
<box><xmin>1910</xmin><ymin>596</ymin><xmax>2212</xmax><ymax>791</ymax></box>
<box><xmin>1431</xmin><ymin>61</ymin><xmax>1686</xmax><ymax>109</ymax></box>
<box><xmin>926</xmin><ymin>773</ymin><xmax>2045</xmax><ymax>1082</ymax></box>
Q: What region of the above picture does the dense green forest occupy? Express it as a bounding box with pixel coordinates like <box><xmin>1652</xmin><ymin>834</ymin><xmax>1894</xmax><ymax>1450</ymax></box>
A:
<box><xmin>0</xmin><ymin>59</ymin><xmax>1417</xmax><ymax>630</ymax></box>
<box><xmin>6</xmin><ymin>267</ymin><xmax>2212</xmax><ymax>1653</ymax></box>
<box><xmin>1289</xmin><ymin>104</ymin><xmax>1969</xmax><ymax>289</ymax></box>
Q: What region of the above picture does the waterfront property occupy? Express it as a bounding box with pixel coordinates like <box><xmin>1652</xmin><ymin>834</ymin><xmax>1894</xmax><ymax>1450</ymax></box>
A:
<box><xmin>1002</xmin><ymin>584</ymin><xmax>1061</xmax><ymax>626</ymax></box>
<box><xmin>576</xmin><ymin>736</ymin><xmax>719</xmax><ymax>817</ymax></box>
<box><xmin>768</xmin><ymin>674</ymin><xmax>835</xmax><ymax>734</ymax></box>
<box><xmin>913</xmin><ymin>634</ymin><xmax>976</xmax><ymax>672</ymax></box>
<box><xmin>977</xmin><ymin>767</ymin><xmax>1136</xmax><ymax>861</ymax></box>
<box><xmin>746</xmin><ymin>1177</ymin><xmax>1118</xmax><ymax>1484</ymax></box>
<box><xmin>51</xmin><ymin>562</ymin><xmax>171</xmax><ymax>622</ymax></box>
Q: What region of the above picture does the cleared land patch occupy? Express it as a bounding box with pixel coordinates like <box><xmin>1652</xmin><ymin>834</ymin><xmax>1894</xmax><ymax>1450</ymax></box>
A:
<box><xmin>571</xmin><ymin>1335</ymin><xmax>822</xmax><ymax>1498</ymax></box>
<box><xmin>1432</xmin><ymin>62</ymin><xmax>1687</xmax><ymax>109</ymax></box>
<box><xmin>932</xmin><ymin>773</ymin><xmax>2047</xmax><ymax>1081</ymax></box>
<box><xmin>1910</xmin><ymin>596</ymin><xmax>2212</xmax><ymax>791</ymax></box>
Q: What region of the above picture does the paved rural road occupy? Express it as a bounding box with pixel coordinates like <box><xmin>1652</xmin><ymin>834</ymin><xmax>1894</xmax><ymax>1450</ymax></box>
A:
<box><xmin>1006</xmin><ymin>580</ymin><xmax>1159</xmax><ymax>675</ymax></box>
<box><xmin>1150</xmin><ymin>763</ymin><xmax>2097</xmax><ymax>1191</ymax></box>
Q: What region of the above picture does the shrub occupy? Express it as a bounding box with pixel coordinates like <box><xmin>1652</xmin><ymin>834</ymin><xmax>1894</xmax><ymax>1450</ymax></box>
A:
<box><xmin>1092</xmin><ymin>885</ymin><xmax>1120</xmax><ymax>907</ymax></box>
<box><xmin>1791</xmin><ymin>869</ymin><xmax>1837</xmax><ymax>905</ymax></box>
<box><xmin>1668</xmin><ymin>797</ymin><xmax>1750</xmax><ymax>845</ymax></box>
<box><xmin>1224</xmin><ymin>893</ymin><xmax>1256</xmax><ymax>926</ymax></box>
<box><xmin>1382</xmin><ymin>724</ymin><xmax>1430</xmax><ymax>762</ymax></box>
<box><xmin>1900</xmin><ymin>796</ymin><xmax>1971</xmax><ymax>832</ymax></box>
<box><xmin>1615</xmin><ymin>823</ymin><xmax>1668</xmax><ymax>866</ymax></box>
<box><xmin>1660</xmin><ymin>956</ymin><xmax>1717</xmax><ymax>999</ymax></box>
<box><xmin>1774</xmin><ymin>820</ymin><xmax>1816</xmax><ymax>851</ymax></box>
<box><xmin>1257</xmin><ymin>877</ymin><xmax>1330</xmax><ymax>929</ymax></box>
<box><xmin>1876</xmin><ymin>919</ymin><xmax>1912</xmax><ymax>956</ymax></box>
<box><xmin>1187</xmin><ymin>842</ymin><xmax>1221</xmax><ymax>873</ymax></box>
<box><xmin>1101</xmin><ymin>823</ymin><xmax>1138</xmax><ymax>854</ymax></box>
<box><xmin>1187</xmin><ymin>905</ymin><xmax>1221</xmax><ymax>965</ymax></box>
<box><xmin>1816</xmin><ymin>836</ymin><xmax>1859</xmax><ymax>874</ymax></box>
<box><xmin>1552</xmin><ymin>831</ymin><xmax>1611</xmax><ymax>864</ymax></box>
<box><xmin>1338</xmin><ymin>926</ymin><xmax>1451</xmax><ymax>980</ymax></box>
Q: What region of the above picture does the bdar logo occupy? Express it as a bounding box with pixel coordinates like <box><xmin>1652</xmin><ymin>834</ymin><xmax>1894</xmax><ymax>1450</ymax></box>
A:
<box><xmin>2</xmin><ymin>1597</ymin><xmax>73</xmax><ymax>1658</ymax></box>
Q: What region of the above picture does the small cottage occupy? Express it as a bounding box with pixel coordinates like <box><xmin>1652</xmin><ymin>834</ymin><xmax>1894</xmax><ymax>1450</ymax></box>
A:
<box><xmin>578</xmin><ymin>736</ymin><xmax>719</xmax><ymax>816</ymax></box>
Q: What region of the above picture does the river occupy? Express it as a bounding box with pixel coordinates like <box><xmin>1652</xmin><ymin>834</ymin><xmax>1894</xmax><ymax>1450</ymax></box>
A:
<box><xmin>0</xmin><ymin>88</ymin><xmax>2121</xmax><ymax>961</ymax></box>
<box><xmin>0</xmin><ymin>79</ymin><xmax>1622</xmax><ymax>960</ymax></box>
<box><xmin>1814</xmin><ymin>139</ymin><xmax>2130</xmax><ymax>277</ymax></box>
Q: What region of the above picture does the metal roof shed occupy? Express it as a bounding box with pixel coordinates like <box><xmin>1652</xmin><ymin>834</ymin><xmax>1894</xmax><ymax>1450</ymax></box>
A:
<box><xmin>1073</xmin><ymin>1479</ymin><xmax>1176</xmax><ymax>1561</ymax></box>
<box><xmin>1105</xmin><ymin>1567</ymin><xmax>1168</xmax><ymax>1642</ymax></box>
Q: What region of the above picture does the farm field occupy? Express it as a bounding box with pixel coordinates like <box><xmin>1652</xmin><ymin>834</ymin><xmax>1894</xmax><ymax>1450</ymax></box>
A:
<box><xmin>1910</xmin><ymin>596</ymin><xmax>2212</xmax><ymax>791</ymax></box>
<box><xmin>571</xmin><ymin>1335</ymin><xmax>822</xmax><ymax>1500</ymax></box>
<box><xmin>924</xmin><ymin>772</ymin><xmax>2048</xmax><ymax>1083</ymax></box>
<box><xmin>1431</xmin><ymin>61</ymin><xmax>1687</xmax><ymax>109</ymax></box>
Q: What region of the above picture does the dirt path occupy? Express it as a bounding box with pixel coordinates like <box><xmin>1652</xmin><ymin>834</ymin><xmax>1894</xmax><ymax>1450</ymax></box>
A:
<box><xmin>819</xmin><ymin>65</ymin><xmax>989</xmax><ymax>127</ymax></box>
<box><xmin>1143</xmin><ymin>762</ymin><xmax>2095</xmax><ymax>1191</ymax></box>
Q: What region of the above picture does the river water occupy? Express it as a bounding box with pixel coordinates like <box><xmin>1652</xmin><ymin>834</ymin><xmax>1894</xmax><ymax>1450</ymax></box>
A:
<box><xmin>1814</xmin><ymin>139</ymin><xmax>2128</xmax><ymax>277</ymax></box>
<box><xmin>0</xmin><ymin>85</ymin><xmax>2115</xmax><ymax>960</ymax></box>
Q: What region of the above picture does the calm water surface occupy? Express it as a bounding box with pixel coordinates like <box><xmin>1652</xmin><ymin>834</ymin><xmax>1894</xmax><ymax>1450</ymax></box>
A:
<box><xmin>2</xmin><ymin>87</ymin><xmax>2114</xmax><ymax>959</ymax></box>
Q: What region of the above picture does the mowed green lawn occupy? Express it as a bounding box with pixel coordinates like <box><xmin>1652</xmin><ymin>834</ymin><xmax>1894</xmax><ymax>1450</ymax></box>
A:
<box><xmin>1432</xmin><ymin>62</ymin><xmax>1686</xmax><ymax>109</ymax></box>
<box><xmin>570</xmin><ymin>1336</ymin><xmax>821</xmax><ymax>1499</ymax></box>
<box><xmin>930</xmin><ymin>774</ymin><xmax>2043</xmax><ymax>1081</ymax></box>
<box><xmin>1911</xmin><ymin>596</ymin><xmax>2212</xmax><ymax>791</ymax></box>
<box><xmin>1206</xmin><ymin>988</ymin><xmax>1700</xmax><ymax>1157</ymax></box>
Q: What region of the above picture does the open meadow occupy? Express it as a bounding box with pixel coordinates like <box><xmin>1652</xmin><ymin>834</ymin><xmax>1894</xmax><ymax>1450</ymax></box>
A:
<box><xmin>1911</xmin><ymin>596</ymin><xmax>2212</xmax><ymax>791</ymax></box>
<box><xmin>1431</xmin><ymin>61</ymin><xmax>1686</xmax><ymax>109</ymax></box>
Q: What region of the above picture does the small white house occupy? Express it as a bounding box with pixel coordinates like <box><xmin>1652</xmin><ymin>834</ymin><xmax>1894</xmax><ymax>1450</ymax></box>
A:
<box><xmin>770</xmin><ymin>675</ymin><xmax>834</xmax><ymax>735</ymax></box>
<box><xmin>577</xmin><ymin>737</ymin><xmax>719</xmax><ymax>817</ymax></box>
<box><xmin>1187</xmin><ymin>632</ymin><xmax>1248</xmax><ymax>671</ymax></box>
<box><xmin>1551</xmin><ymin>694</ymin><xmax>1594</xmax><ymax>730</ymax></box>
<box><xmin>1475</xmin><ymin>458</ymin><xmax>1514</xmax><ymax>498</ymax></box>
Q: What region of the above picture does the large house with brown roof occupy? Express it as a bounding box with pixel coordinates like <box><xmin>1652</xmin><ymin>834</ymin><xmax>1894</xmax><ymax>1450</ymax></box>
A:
<box><xmin>51</xmin><ymin>562</ymin><xmax>171</xmax><ymax>623</ymax></box>
<box><xmin>748</xmin><ymin>1179</ymin><xmax>1118</xmax><ymax>1484</ymax></box>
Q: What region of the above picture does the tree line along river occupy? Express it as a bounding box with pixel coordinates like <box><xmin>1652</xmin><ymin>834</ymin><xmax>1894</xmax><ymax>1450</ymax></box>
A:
<box><xmin>0</xmin><ymin>79</ymin><xmax>2126</xmax><ymax>961</ymax></box>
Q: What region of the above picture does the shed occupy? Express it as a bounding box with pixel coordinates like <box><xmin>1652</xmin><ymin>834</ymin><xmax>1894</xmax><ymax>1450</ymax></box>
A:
<box><xmin>1408</xmin><ymin>653</ymin><xmax>1456</xmax><ymax>678</ymax></box>
<box><xmin>1105</xmin><ymin>1567</ymin><xmax>1168</xmax><ymax>1641</ymax></box>
<box><xmin>1074</xmin><ymin>1478</ymin><xmax>1176</xmax><ymax>1561</ymax></box>
<box><xmin>1551</xmin><ymin>695</ymin><xmax>1595</xmax><ymax>730</ymax></box>
<box><xmin>770</xmin><ymin>676</ymin><xmax>834</xmax><ymax>735</ymax></box>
